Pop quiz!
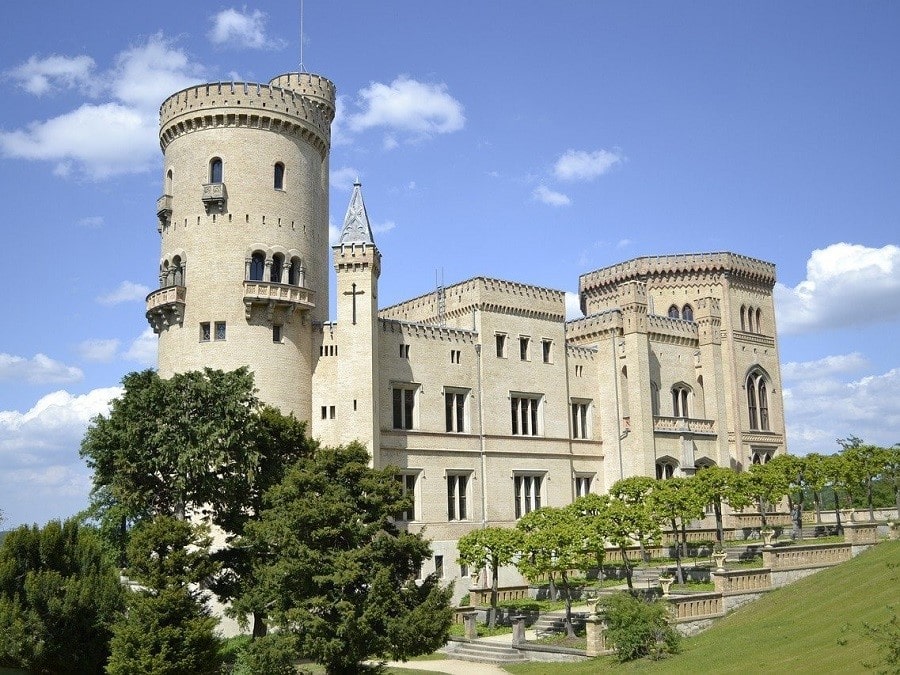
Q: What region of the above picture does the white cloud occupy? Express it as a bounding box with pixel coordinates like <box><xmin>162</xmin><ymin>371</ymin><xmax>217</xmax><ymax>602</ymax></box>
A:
<box><xmin>0</xmin><ymin>387</ymin><xmax>122</xmax><ymax>526</ymax></box>
<box><xmin>6</xmin><ymin>54</ymin><xmax>96</xmax><ymax>96</ymax></box>
<box><xmin>330</xmin><ymin>167</ymin><xmax>359</xmax><ymax>192</ymax></box>
<box><xmin>97</xmin><ymin>280</ymin><xmax>151</xmax><ymax>305</ymax></box>
<box><xmin>532</xmin><ymin>185</ymin><xmax>571</xmax><ymax>207</ymax></box>
<box><xmin>554</xmin><ymin>149</ymin><xmax>622</xmax><ymax>181</ymax></box>
<box><xmin>208</xmin><ymin>8</ymin><xmax>285</xmax><ymax>50</ymax></box>
<box><xmin>77</xmin><ymin>216</ymin><xmax>104</xmax><ymax>228</ymax></box>
<box><xmin>328</xmin><ymin>218</ymin><xmax>341</xmax><ymax>246</ymax></box>
<box><xmin>565</xmin><ymin>292</ymin><xmax>583</xmax><ymax>320</ymax></box>
<box><xmin>76</xmin><ymin>339</ymin><xmax>120</xmax><ymax>363</ymax></box>
<box><xmin>123</xmin><ymin>328</ymin><xmax>157</xmax><ymax>367</ymax></box>
<box><xmin>0</xmin><ymin>353</ymin><xmax>83</xmax><ymax>384</ymax></box>
<box><xmin>372</xmin><ymin>220</ymin><xmax>396</xmax><ymax>235</ymax></box>
<box><xmin>783</xmin><ymin>361</ymin><xmax>900</xmax><ymax>456</ymax></box>
<box><xmin>775</xmin><ymin>243</ymin><xmax>900</xmax><ymax>334</ymax></box>
<box><xmin>1</xmin><ymin>34</ymin><xmax>205</xmax><ymax>180</ymax></box>
<box><xmin>348</xmin><ymin>77</ymin><xmax>465</xmax><ymax>138</ymax></box>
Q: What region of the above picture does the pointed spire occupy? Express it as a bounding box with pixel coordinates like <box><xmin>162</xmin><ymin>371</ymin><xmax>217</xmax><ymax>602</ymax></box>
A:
<box><xmin>337</xmin><ymin>180</ymin><xmax>375</xmax><ymax>245</ymax></box>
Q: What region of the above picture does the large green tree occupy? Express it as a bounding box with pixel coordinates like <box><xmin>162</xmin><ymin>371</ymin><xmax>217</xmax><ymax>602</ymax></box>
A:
<box><xmin>606</xmin><ymin>480</ymin><xmax>663</xmax><ymax>590</ymax></box>
<box><xmin>241</xmin><ymin>442</ymin><xmax>452</xmax><ymax>673</ymax></box>
<box><xmin>693</xmin><ymin>467</ymin><xmax>751</xmax><ymax>548</ymax></box>
<box><xmin>0</xmin><ymin>519</ymin><xmax>124</xmax><ymax>674</ymax></box>
<box><xmin>456</xmin><ymin>526</ymin><xmax>523</xmax><ymax>629</ymax></box>
<box><xmin>107</xmin><ymin>516</ymin><xmax>222</xmax><ymax>675</ymax></box>
<box><xmin>516</xmin><ymin>506</ymin><xmax>588</xmax><ymax>637</ymax></box>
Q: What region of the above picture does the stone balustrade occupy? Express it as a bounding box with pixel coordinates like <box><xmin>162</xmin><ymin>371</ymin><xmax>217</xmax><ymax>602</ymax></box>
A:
<box><xmin>667</xmin><ymin>593</ymin><xmax>724</xmax><ymax>622</ymax></box>
<box><xmin>762</xmin><ymin>543</ymin><xmax>852</xmax><ymax>570</ymax></box>
<box><xmin>653</xmin><ymin>416</ymin><xmax>716</xmax><ymax>435</ymax></box>
<box><xmin>469</xmin><ymin>585</ymin><xmax>529</xmax><ymax>606</ymax></box>
<box><xmin>712</xmin><ymin>568</ymin><xmax>772</xmax><ymax>594</ymax></box>
<box><xmin>729</xmin><ymin>512</ymin><xmax>791</xmax><ymax>529</ymax></box>
<box><xmin>242</xmin><ymin>281</ymin><xmax>315</xmax><ymax>319</ymax></box>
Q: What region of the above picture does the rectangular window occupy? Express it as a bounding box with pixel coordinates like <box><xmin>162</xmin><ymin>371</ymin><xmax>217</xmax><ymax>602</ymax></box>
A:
<box><xmin>444</xmin><ymin>389</ymin><xmax>467</xmax><ymax>433</ymax></box>
<box><xmin>396</xmin><ymin>472</ymin><xmax>417</xmax><ymax>521</ymax></box>
<box><xmin>399</xmin><ymin>344</ymin><xmax>410</xmax><ymax>359</ymax></box>
<box><xmin>575</xmin><ymin>475</ymin><xmax>592</xmax><ymax>498</ymax></box>
<box><xmin>514</xmin><ymin>474</ymin><xmax>543</xmax><ymax>519</ymax></box>
<box><xmin>329</xmin><ymin>405</ymin><xmax>336</xmax><ymax>419</ymax></box>
<box><xmin>510</xmin><ymin>394</ymin><xmax>542</xmax><ymax>436</ymax></box>
<box><xmin>450</xmin><ymin>349</ymin><xmax>461</xmax><ymax>364</ymax></box>
<box><xmin>571</xmin><ymin>400</ymin><xmax>591</xmax><ymax>439</ymax></box>
<box><xmin>321</xmin><ymin>406</ymin><xmax>327</xmax><ymax>420</ymax></box>
<box><xmin>496</xmin><ymin>333</ymin><xmax>507</xmax><ymax>358</ymax></box>
<box><xmin>447</xmin><ymin>473</ymin><xmax>470</xmax><ymax>521</ymax></box>
<box><xmin>542</xmin><ymin>339</ymin><xmax>552</xmax><ymax>363</ymax></box>
<box><xmin>392</xmin><ymin>385</ymin><xmax>417</xmax><ymax>430</ymax></box>
<box><xmin>435</xmin><ymin>555</ymin><xmax>444</xmax><ymax>578</ymax></box>
<box><xmin>214</xmin><ymin>321</ymin><xmax>226</xmax><ymax>340</ymax></box>
<box><xmin>460</xmin><ymin>563</ymin><xmax>469</xmax><ymax>578</ymax></box>
<box><xmin>273</xmin><ymin>324</ymin><xmax>282</xmax><ymax>343</ymax></box>
<box><xmin>519</xmin><ymin>336</ymin><xmax>530</xmax><ymax>361</ymax></box>
<box><xmin>200</xmin><ymin>322</ymin><xmax>211</xmax><ymax>342</ymax></box>
<box><xmin>575</xmin><ymin>365</ymin><xmax>584</xmax><ymax>378</ymax></box>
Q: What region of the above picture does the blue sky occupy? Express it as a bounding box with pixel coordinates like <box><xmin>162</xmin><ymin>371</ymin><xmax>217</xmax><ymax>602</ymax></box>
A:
<box><xmin>1</xmin><ymin>2</ymin><xmax>898</xmax><ymax>527</ymax></box>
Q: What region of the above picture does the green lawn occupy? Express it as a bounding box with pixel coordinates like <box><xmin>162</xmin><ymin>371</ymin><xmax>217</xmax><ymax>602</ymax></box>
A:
<box><xmin>506</xmin><ymin>540</ymin><xmax>900</xmax><ymax>674</ymax></box>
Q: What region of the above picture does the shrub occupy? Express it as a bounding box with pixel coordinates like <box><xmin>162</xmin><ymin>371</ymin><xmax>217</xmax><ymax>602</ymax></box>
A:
<box><xmin>233</xmin><ymin>633</ymin><xmax>298</xmax><ymax>675</ymax></box>
<box><xmin>602</xmin><ymin>591</ymin><xmax>680</xmax><ymax>662</ymax></box>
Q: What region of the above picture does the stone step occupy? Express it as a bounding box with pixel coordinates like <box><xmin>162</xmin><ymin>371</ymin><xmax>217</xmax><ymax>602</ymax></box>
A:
<box><xmin>531</xmin><ymin>611</ymin><xmax>588</xmax><ymax>636</ymax></box>
<box><xmin>447</xmin><ymin>640</ymin><xmax>527</xmax><ymax>663</ymax></box>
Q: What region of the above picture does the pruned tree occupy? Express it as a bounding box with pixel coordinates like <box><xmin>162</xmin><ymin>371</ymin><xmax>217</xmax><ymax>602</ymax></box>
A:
<box><xmin>456</xmin><ymin>526</ymin><xmax>523</xmax><ymax>629</ymax></box>
<box><xmin>800</xmin><ymin>453</ymin><xmax>831</xmax><ymax>523</ymax></box>
<box><xmin>693</xmin><ymin>467</ymin><xmax>751</xmax><ymax>549</ymax></box>
<box><xmin>610</xmin><ymin>476</ymin><xmax>660</xmax><ymax>563</ymax></box>
<box><xmin>516</xmin><ymin>506</ymin><xmax>588</xmax><ymax>637</ymax></box>
<box><xmin>0</xmin><ymin>519</ymin><xmax>124</xmax><ymax>674</ymax></box>
<box><xmin>746</xmin><ymin>459</ymin><xmax>791</xmax><ymax>530</ymax></box>
<box><xmin>648</xmin><ymin>477</ymin><xmax>707</xmax><ymax>584</ymax></box>
<box><xmin>568</xmin><ymin>493</ymin><xmax>612</xmax><ymax>578</ymax></box>
<box><xmin>606</xmin><ymin>480</ymin><xmax>663</xmax><ymax>590</ymax></box>
<box><xmin>240</xmin><ymin>442</ymin><xmax>452</xmax><ymax>673</ymax></box>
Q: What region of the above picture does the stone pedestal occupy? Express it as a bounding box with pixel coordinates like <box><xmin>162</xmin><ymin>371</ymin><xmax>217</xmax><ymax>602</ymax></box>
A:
<box><xmin>511</xmin><ymin>615</ymin><xmax>526</xmax><ymax>646</ymax></box>
<box><xmin>888</xmin><ymin>521</ymin><xmax>899</xmax><ymax>541</ymax></box>
<box><xmin>462</xmin><ymin>611</ymin><xmax>478</xmax><ymax>640</ymax></box>
<box><xmin>585</xmin><ymin>615</ymin><xmax>611</xmax><ymax>657</ymax></box>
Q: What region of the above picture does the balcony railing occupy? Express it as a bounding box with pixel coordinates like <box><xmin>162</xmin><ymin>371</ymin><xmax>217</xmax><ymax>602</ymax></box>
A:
<box><xmin>145</xmin><ymin>285</ymin><xmax>186</xmax><ymax>333</ymax></box>
<box><xmin>243</xmin><ymin>281</ymin><xmax>314</xmax><ymax>320</ymax></box>
<box><xmin>201</xmin><ymin>182</ymin><xmax>226</xmax><ymax>211</ymax></box>
<box><xmin>653</xmin><ymin>416</ymin><xmax>716</xmax><ymax>435</ymax></box>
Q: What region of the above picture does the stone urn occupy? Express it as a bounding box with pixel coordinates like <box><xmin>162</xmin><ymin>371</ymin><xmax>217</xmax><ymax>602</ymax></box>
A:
<box><xmin>586</xmin><ymin>594</ymin><xmax>601</xmax><ymax>617</ymax></box>
<box><xmin>658</xmin><ymin>576</ymin><xmax>674</xmax><ymax>597</ymax></box>
<box><xmin>761</xmin><ymin>529</ymin><xmax>775</xmax><ymax>547</ymax></box>
<box><xmin>713</xmin><ymin>551</ymin><xmax>728</xmax><ymax>571</ymax></box>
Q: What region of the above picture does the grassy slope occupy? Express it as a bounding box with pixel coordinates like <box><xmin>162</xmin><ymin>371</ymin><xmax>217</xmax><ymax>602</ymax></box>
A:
<box><xmin>507</xmin><ymin>540</ymin><xmax>900</xmax><ymax>674</ymax></box>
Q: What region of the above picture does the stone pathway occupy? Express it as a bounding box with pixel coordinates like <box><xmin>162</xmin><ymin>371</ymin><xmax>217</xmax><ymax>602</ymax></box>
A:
<box><xmin>383</xmin><ymin>659</ymin><xmax>510</xmax><ymax>674</ymax></box>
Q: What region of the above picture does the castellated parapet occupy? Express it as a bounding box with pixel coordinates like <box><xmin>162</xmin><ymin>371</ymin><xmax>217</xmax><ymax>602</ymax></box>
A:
<box><xmin>159</xmin><ymin>73</ymin><xmax>336</xmax><ymax>157</ymax></box>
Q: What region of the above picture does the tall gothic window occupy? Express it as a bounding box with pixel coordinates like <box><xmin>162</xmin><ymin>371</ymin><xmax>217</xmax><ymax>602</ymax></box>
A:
<box><xmin>747</xmin><ymin>370</ymin><xmax>770</xmax><ymax>430</ymax></box>
<box><xmin>209</xmin><ymin>157</ymin><xmax>223</xmax><ymax>184</ymax></box>
<box><xmin>271</xmin><ymin>253</ymin><xmax>284</xmax><ymax>283</ymax></box>
<box><xmin>682</xmin><ymin>304</ymin><xmax>694</xmax><ymax>321</ymax></box>
<box><xmin>672</xmin><ymin>385</ymin><xmax>690</xmax><ymax>418</ymax></box>
<box><xmin>274</xmin><ymin>162</ymin><xmax>285</xmax><ymax>190</ymax></box>
<box><xmin>668</xmin><ymin>305</ymin><xmax>680</xmax><ymax>319</ymax></box>
<box><xmin>249</xmin><ymin>252</ymin><xmax>265</xmax><ymax>281</ymax></box>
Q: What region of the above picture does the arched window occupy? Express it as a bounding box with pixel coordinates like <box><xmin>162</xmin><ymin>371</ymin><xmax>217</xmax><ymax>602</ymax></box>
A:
<box><xmin>249</xmin><ymin>252</ymin><xmax>265</xmax><ymax>281</ymax></box>
<box><xmin>289</xmin><ymin>257</ymin><xmax>303</xmax><ymax>286</ymax></box>
<box><xmin>209</xmin><ymin>157</ymin><xmax>223</xmax><ymax>184</ymax></box>
<box><xmin>165</xmin><ymin>168</ymin><xmax>173</xmax><ymax>195</ymax></box>
<box><xmin>751</xmin><ymin>450</ymin><xmax>772</xmax><ymax>465</ymax></box>
<box><xmin>740</xmin><ymin>305</ymin><xmax>746</xmax><ymax>331</ymax></box>
<box><xmin>160</xmin><ymin>260</ymin><xmax>170</xmax><ymax>288</ymax></box>
<box><xmin>755</xmin><ymin>308</ymin><xmax>762</xmax><ymax>334</ymax></box>
<box><xmin>682</xmin><ymin>304</ymin><xmax>694</xmax><ymax>322</ymax></box>
<box><xmin>172</xmin><ymin>255</ymin><xmax>183</xmax><ymax>286</ymax></box>
<box><xmin>656</xmin><ymin>459</ymin><xmax>677</xmax><ymax>480</ymax></box>
<box><xmin>747</xmin><ymin>306</ymin><xmax>754</xmax><ymax>333</ymax></box>
<box><xmin>747</xmin><ymin>370</ymin><xmax>770</xmax><ymax>430</ymax></box>
<box><xmin>650</xmin><ymin>382</ymin><xmax>660</xmax><ymax>416</ymax></box>
<box><xmin>270</xmin><ymin>253</ymin><xmax>285</xmax><ymax>283</ymax></box>
<box><xmin>274</xmin><ymin>162</ymin><xmax>285</xmax><ymax>190</ymax></box>
<box><xmin>668</xmin><ymin>305</ymin><xmax>680</xmax><ymax>319</ymax></box>
<box><xmin>672</xmin><ymin>385</ymin><xmax>690</xmax><ymax>418</ymax></box>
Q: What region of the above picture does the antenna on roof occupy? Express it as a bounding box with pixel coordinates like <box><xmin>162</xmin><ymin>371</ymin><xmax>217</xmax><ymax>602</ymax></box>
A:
<box><xmin>436</xmin><ymin>268</ymin><xmax>446</xmax><ymax>327</ymax></box>
<box><xmin>299</xmin><ymin>0</ymin><xmax>307</xmax><ymax>73</ymax></box>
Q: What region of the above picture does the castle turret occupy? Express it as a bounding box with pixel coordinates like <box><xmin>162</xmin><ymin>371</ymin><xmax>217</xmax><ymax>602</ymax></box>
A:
<box><xmin>146</xmin><ymin>73</ymin><xmax>336</xmax><ymax>420</ymax></box>
<box><xmin>331</xmin><ymin>182</ymin><xmax>381</xmax><ymax>462</ymax></box>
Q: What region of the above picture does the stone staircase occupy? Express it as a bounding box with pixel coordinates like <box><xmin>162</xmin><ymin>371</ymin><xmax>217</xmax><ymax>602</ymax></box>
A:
<box><xmin>445</xmin><ymin>639</ymin><xmax>527</xmax><ymax>664</ymax></box>
<box><xmin>531</xmin><ymin>609</ymin><xmax>589</xmax><ymax>637</ymax></box>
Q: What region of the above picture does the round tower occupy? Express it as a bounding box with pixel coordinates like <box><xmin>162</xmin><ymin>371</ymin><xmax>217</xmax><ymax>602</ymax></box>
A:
<box><xmin>146</xmin><ymin>73</ymin><xmax>336</xmax><ymax>420</ymax></box>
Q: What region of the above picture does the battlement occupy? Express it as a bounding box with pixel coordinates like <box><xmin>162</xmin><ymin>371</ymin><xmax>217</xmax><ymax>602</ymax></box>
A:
<box><xmin>379</xmin><ymin>276</ymin><xmax>566</xmax><ymax>324</ymax></box>
<box><xmin>565</xmin><ymin>309</ymin><xmax>622</xmax><ymax>344</ymax></box>
<box><xmin>580</xmin><ymin>252</ymin><xmax>776</xmax><ymax>294</ymax></box>
<box><xmin>380</xmin><ymin>318</ymin><xmax>478</xmax><ymax>343</ymax></box>
<box><xmin>159</xmin><ymin>76</ymin><xmax>336</xmax><ymax>155</ymax></box>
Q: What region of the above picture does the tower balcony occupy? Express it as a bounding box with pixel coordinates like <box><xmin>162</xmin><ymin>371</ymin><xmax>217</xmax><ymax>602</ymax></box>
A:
<box><xmin>156</xmin><ymin>194</ymin><xmax>173</xmax><ymax>232</ymax></box>
<box><xmin>243</xmin><ymin>281</ymin><xmax>315</xmax><ymax>320</ymax></box>
<box><xmin>653</xmin><ymin>416</ymin><xmax>716</xmax><ymax>436</ymax></box>
<box><xmin>201</xmin><ymin>182</ymin><xmax>226</xmax><ymax>212</ymax></box>
<box><xmin>146</xmin><ymin>285</ymin><xmax>186</xmax><ymax>333</ymax></box>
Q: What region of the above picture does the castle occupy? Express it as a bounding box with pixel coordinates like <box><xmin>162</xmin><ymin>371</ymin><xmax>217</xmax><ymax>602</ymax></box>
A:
<box><xmin>147</xmin><ymin>71</ymin><xmax>786</xmax><ymax>599</ymax></box>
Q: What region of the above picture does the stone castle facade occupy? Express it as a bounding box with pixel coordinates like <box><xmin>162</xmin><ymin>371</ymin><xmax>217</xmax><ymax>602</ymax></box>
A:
<box><xmin>147</xmin><ymin>71</ymin><xmax>787</xmax><ymax>600</ymax></box>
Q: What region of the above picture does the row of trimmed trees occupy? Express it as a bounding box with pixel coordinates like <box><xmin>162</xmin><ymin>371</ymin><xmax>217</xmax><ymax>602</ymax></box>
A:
<box><xmin>1</xmin><ymin>368</ymin><xmax>453</xmax><ymax>675</ymax></box>
<box><xmin>458</xmin><ymin>442</ymin><xmax>899</xmax><ymax>638</ymax></box>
